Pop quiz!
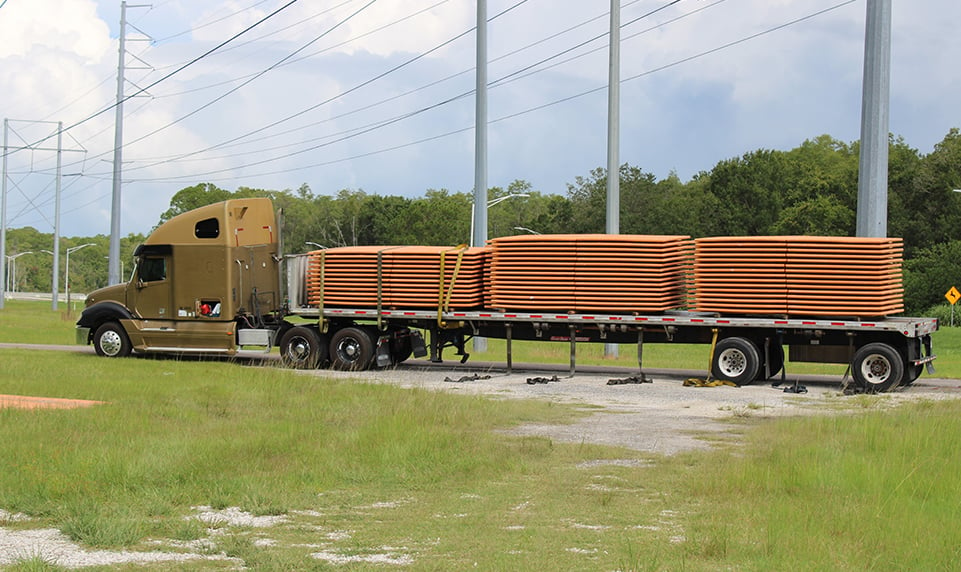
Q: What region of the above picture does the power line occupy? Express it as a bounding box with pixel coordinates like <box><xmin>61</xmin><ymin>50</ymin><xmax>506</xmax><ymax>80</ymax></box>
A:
<box><xmin>121</xmin><ymin>0</ymin><xmax>857</xmax><ymax>185</ymax></box>
<box><xmin>153</xmin><ymin>0</ymin><xmax>275</xmax><ymax>43</ymax></box>
<box><xmin>5</xmin><ymin>0</ymin><xmax>305</xmax><ymax>157</ymax></box>
<box><xmin>117</xmin><ymin>0</ymin><xmax>531</xmax><ymax>176</ymax></box>
<box><xmin>117</xmin><ymin>0</ymin><xmax>706</xmax><ymax>173</ymax></box>
<box><xmin>51</xmin><ymin>0</ymin><xmax>715</xmax><ymax>181</ymax></box>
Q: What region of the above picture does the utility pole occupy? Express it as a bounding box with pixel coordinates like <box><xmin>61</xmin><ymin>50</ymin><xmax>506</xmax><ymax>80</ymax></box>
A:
<box><xmin>605</xmin><ymin>0</ymin><xmax>621</xmax><ymax>358</ymax></box>
<box><xmin>53</xmin><ymin>122</ymin><xmax>62</xmax><ymax>310</ymax></box>
<box><xmin>109</xmin><ymin>2</ymin><xmax>149</xmax><ymax>284</ymax></box>
<box><xmin>0</xmin><ymin>119</ymin><xmax>85</xmax><ymax>310</ymax></box>
<box><xmin>473</xmin><ymin>0</ymin><xmax>489</xmax><ymax>353</ymax></box>
<box><xmin>108</xmin><ymin>1</ymin><xmax>130</xmax><ymax>286</ymax></box>
<box><xmin>0</xmin><ymin>119</ymin><xmax>8</xmax><ymax>310</ymax></box>
<box><xmin>472</xmin><ymin>0</ymin><xmax>488</xmax><ymax>249</ymax></box>
<box><xmin>856</xmin><ymin>0</ymin><xmax>891</xmax><ymax>238</ymax></box>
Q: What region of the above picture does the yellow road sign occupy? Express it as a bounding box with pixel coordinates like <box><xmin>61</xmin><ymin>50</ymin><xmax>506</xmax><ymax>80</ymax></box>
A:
<box><xmin>946</xmin><ymin>286</ymin><xmax>961</xmax><ymax>305</ymax></box>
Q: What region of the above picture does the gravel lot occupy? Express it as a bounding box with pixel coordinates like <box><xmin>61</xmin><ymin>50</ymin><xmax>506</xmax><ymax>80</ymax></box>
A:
<box><xmin>303</xmin><ymin>360</ymin><xmax>961</xmax><ymax>455</ymax></box>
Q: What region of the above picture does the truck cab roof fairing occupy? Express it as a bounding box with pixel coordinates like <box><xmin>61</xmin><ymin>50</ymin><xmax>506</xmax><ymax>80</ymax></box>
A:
<box><xmin>145</xmin><ymin>198</ymin><xmax>276</xmax><ymax>248</ymax></box>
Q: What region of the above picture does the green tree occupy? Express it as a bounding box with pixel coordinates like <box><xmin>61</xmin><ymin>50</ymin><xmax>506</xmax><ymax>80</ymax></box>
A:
<box><xmin>902</xmin><ymin>240</ymin><xmax>961</xmax><ymax>314</ymax></box>
<box><xmin>705</xmin><ymin>149</ymin><xmax>788</xmax><ymax>236</ymax></box>
<box><xmin>158</xmin><ymin>183</ymin><xmax>234</xmax><ymax>225</ymax></box>
<box><xmin>892</xmin><ymin>129</ymin><xmax>961</xmax><ymax>255</ymax></box>
<box><xmin>394</xmin><ymin>189</ymin><xmax>471</xmax><ymax>245</ymax></box>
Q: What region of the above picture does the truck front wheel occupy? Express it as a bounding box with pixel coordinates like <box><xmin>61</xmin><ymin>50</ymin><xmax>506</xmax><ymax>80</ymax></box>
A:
<box><xmin>330</xmin><ymin>327</ymin><xmax>375</xmax><ymax>371</ymax></box>
<box><xmin>852</xmin><ymin>342</ymin><xmax>904</xmax><ymax>393</ymax></box>
<box><xmin>711</xmin><ymin>337</ymin><xmax>760</xmax><ymax>385</ymax></box>
<box><xmin>94</xmin><ymin>322</ymin><xmax>132</xmax><ymax>358</ymax></box>
<box><xmin>279</xmin><ymin>326</ymin><xmax>328</xmax><ymax>369</ymax></box>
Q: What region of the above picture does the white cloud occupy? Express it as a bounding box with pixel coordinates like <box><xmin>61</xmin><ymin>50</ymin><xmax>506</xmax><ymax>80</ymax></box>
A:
<box><xmin>0</xmin><ymin>0</ymin><xmax>958</xmax><ymax>238</ymax></box>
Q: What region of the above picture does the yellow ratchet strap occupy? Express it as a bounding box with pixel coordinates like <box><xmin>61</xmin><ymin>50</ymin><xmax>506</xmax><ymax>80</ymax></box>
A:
<box><xmin>682</xmin><ymin>329</ymin><xmax>737</xmax><ymax>387</ymax></box>
<box><xmin>437</xmin><ymin>245</ymin><xmax>468</xmax><ymax>328</ymax></box>
<box><xmin>318</xmin><ymin>251</ymin><xmax>328</xmax><ymax>334</ymax></box>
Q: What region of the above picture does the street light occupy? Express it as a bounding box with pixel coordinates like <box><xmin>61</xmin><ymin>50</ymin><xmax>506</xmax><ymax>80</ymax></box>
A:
<box><xmin>5</xmin><ymin>252</ymin><xmax>33</xmax><ymax>293</ymax></box>
<box><xmin>513</xmin><ymin>227</ymin><xmax>541</xmax><ymax>235</ymax></box>
<box><xmin>305</xmin><ymin>241</ymin><xmax>327</xmax><ymax>250</ymax></box>
<box><xmin>469</xmin><ymin>193</ymin><xmax>529</xmax><ymax>246</ymax></box>
<box><xmin>65</xmin><ymin>243</ymin><xmax>95</xmax><ymax>312</ymax></box>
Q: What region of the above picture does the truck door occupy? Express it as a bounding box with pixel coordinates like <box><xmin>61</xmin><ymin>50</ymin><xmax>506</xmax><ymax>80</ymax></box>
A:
<box><xmin>130</xmin><ymin>247</ymin><xmax>175</xmax><ymax>347</ymax></box>
<box><xmin>134</xmin><ymin>253</ymin><xmax>171</xmax><ymax>319</ymax></box>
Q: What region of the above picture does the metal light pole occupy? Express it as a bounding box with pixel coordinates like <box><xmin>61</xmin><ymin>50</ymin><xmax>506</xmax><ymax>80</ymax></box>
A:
<box><xmin>469</xmin><ymin>193</ymin><xmax>530</xmax><ymax>245</ymax></box>
<box><xmin>65</xmin><ymin>243</ymin><xmax>95</xmax><ymax>313</ymax></box>
<box><xmin>6</xmin><ymin>252</ymin><xmax>32</xmax><ymax>293</ymax></box>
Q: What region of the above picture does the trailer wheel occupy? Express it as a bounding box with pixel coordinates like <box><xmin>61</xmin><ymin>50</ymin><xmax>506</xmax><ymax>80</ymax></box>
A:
<box><xmin>712</xmin><ymin>337</ymin><xmax>760</xmax><ymax>385</ymax></box>
<box><xmin>279</xmin><ymin>326</ymin><xmax>327</xmax><ymax>369</ymax></box>
<box><xmin>901</xmin><ymin>363</ymin><xmax>924</xmax><ymax>386</ymax></box>
<box><xmin>851</xmin><ymin>342</ymin><xmax>904</xmax><ymax>393</ymax></box>
<box><xmin>330</xmin><ymin>327</ymin><xmax>375</xmax><ymax>371</ymax></box>
<box><xmin>93</xmin><ymin>322</ymin><xmax>132</xmax><ymax>358</ymax></box>
<box><xmin>756</xmin><ymin>343</ymin><xmax>785</xmax><ymax>381</ymax></box>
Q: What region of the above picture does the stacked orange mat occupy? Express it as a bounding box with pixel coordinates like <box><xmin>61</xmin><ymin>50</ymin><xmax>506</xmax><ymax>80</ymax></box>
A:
<box><xmin>690</xmin><ymin>236</ymin><xmax>903</xmax><ymax>317</ymax></box>
<box><xmin>488</xmin><ymin>234</ymin><xmax>692</xmax><ymax>312</ymax></box>
<box><xmin>305</xmin><ymin>246</ymin><xmax>488</xmax><ymax>310</ymax></box>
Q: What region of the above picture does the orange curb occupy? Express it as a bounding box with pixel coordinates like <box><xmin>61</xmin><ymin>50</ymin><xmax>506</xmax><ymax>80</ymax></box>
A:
<box><xmin>0</xmin><ymin>395</ymin><xmax>105</xmax><ymax>410</ymax></box>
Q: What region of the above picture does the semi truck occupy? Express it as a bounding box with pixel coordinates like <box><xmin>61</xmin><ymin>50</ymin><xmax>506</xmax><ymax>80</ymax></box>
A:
<box><xmin>75</xmin><ymin>197</ymin><xmax>938</xmax><ymax>393</ymax></box>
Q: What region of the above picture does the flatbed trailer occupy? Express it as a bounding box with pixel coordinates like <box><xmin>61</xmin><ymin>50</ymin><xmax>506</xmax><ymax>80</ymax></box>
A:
<box><xmin>284</xmin><ymin>254</ymin><xmax>938</xmax><ymax>392</ymax></box>
<box><xmin>75</xmin><ymin>198</ymin><xmax>938</xmax><ymax>393</ymax></box>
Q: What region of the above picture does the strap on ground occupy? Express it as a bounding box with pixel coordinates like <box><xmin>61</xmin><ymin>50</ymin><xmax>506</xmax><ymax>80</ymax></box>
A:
<box><xmin>682</xmin><ymin>328</ymin><xmax>738</xmax><ymax>387</ymax></box>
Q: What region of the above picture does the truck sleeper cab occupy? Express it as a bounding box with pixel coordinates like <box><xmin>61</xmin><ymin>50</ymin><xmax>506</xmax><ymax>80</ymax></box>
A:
<box><xmin>77</xmin><ymin>198</ymin><xmax>284</xmax><ymax>357</ymax></box>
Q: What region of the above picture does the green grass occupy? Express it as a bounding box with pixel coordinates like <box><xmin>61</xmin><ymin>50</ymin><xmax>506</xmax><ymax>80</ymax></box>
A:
<box><xmin>0</xmin><ymin>350</ymin><xmax>960</xmax><ymax>569</ymax></box>
<box><xmin>670</xmin><ymin>399</ymin><xmax>961</xmax><ymax>569</ymax></box>
<box><xmin>0</xmin><ymin>299</ymin><xmax>78</xmax><ymax>345</ymax></box>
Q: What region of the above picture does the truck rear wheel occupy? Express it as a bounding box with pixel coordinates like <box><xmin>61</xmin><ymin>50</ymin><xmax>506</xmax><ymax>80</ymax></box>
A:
<box><xmin>712</xmin><ymin>337</ymin><xmax>760</xmax><ymax>385</ymax></box>
<box><xmin>279</xmin><ymin>326</ymin><xmax>328</xmax><ymax>369</ymax></box>
<box><xmin>330</xmin><ymin>327</ymin><xmax>375</xmax><ymax>371</ymax></box>
<box><xmin>94</xmin><ymin>322</ymin><xmax>132</xmax><ymax>358</ymax></box>
<box><xmin>852</xmin><ymin>342</ymin><xmax>904</xmax><ymax>393</ymax></box>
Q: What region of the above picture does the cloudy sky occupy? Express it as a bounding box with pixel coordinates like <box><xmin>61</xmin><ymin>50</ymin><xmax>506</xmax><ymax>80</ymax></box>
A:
<box><xmin>0</xmin><ymin>0</ymin><xmax>958</xmax><ymax>238</ymax></box>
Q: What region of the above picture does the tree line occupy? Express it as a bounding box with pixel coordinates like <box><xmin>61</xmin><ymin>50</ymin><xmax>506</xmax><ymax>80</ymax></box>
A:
<box><xmin>5</xmin><ymin>129</ymin><xmax>960</xmax><ymax>315</ymax></box>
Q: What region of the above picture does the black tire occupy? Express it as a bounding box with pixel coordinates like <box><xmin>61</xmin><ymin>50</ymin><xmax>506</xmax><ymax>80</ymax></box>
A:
<box><xmin>901</xmin><ymin>363</ymin><xmax>924</xmax><ymax>386</ymax></box>
<box><xmin>279</xmin><ymin>326</ymin><xmax>327</xmax><ymax>369</ymax></box>
<box><xmin>711</xmin><ymin>337</ymin><xmax>760</xmax><ymax>386</ymax></box>
<box><xmin>330</xmin><ymin>327</ymin><xmax>375</xmax><ymax>371</ymax></box>
<box><xmin>93</xmin><ymin>322</ymin><xmax>132</xmax><ymax>358</ymax></box>
<box><xmin>755</xmin><ymin>342</ymin><xmax>785</xmax><ymax>381</ymax></box>
<box><xmin>851</xmin><ymin>342</ymin><xmax>905</xmax><ymax>393</ymax></box>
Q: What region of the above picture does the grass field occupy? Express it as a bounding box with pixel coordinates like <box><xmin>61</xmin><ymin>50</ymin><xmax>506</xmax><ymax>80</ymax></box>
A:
<box><xmin>1</xmin><ymin>300</ymin><xmax>960</xmax><ymax>569</ymax></box>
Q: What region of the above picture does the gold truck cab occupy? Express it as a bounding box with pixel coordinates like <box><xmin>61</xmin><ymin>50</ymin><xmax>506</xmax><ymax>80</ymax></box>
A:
<box><xmin>77</xmin><ymin>198</ymin><xmax>284</xmax><ymax>357</ymax></box>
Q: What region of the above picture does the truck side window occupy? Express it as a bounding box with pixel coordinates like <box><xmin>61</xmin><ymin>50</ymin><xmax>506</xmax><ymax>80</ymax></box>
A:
<box><xmin>195</xmin><ymin>217</ymin><xmax>220</xmax><ymax>239</ymax></box>
<box><xmin>140</xmin><ymin>257</ymin><xmax>166</xmax><ymax>282</ymax></box>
